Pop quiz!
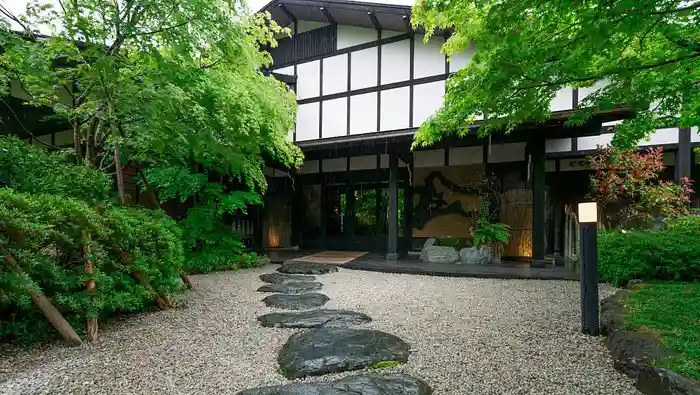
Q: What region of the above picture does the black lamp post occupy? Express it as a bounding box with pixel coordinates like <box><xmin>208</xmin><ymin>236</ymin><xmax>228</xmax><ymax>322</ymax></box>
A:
<box><xmin>578</xmin><ymin>202</ymin><xmax>600</xmax><ymax>336</ymax></box>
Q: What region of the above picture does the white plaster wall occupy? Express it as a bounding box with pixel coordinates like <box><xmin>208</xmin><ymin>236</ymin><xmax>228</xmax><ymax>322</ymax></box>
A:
<box><xmin>412</xmin><ymin>81</ymin><xmax>444</xmax><ymax>126</ymax></box>
<box><xmin>381</xmin><ymin>30</ymin><xmax>404</xmax><ymax>39</ymax></box>
<box><xmin>337</xmin><ymin>26</ymin><xmax>377</xmax><ymax>49</ymax></box>
<box><xmin>449</xmin><ymin>146</ymin><xmax>483</xmax><ymax>165</ymax></box>
<box><xmin>296</xmin><ymin>102</ymin><xmax>319</xmax><ymax>141</ymax></box>
<box><xmin>545</xmin><ymin>138</ymin><xmax>572</xmax><ymax>153</ymax></box>
<box><xmin>322</xmin><ymin>97</ymin><xmax>348</xmax><ymax>138</ymax></box>
<box><xmin>323</xmin><ymin>54</ymin><xmax>348</xmax><ymax>95</ymax></box>
<box><xmin>273</xmin><ymin>169</ymin><xmax>290</xmax><ymax>178</ymax></box>
<box><xmin>414</xmin><ymin>35</ymin><xmax>445</xmax><ymax>79</ymax></box>
<box><xmin>350</xmin><ymin>155</ymin><xmax>377</xmax><ymax>170</ymax></box>
<box><xmin>579</xmin><ymin>79</ymin><xmax>609</xmax><ymax>102</ymax></box>
<box><xmin>414</xmin><ymin>149</ymin><xmax>445</xmax><ymax>168</ymax></box>
<box><xmin>274</xmin><ymin>65</ymin><xmax>294</xmax><ymax>75</ymax></box>
<box><xmin>296</xmin><ymin>60</ymin><xmax>320</xmax><ymax>100</ymax></box>
<box><xmin>264</xmin><ymin>167</ymin><xmax>275</xmax><ymax>176</ymax></box>
<box><xmin>550</xmin><ymin>88</ymin><xmax>573</xmax><ymax>112</ymax></box>
<box><xmin>487</xmin><ymin>142</ymin><xmax>526</xmax><ymax>163</ymax></box>
<box><xmin>297</xmin><ymin>21</ymin><xmax>329</xmax><ymax>33</ymax></box>
<box><xmin>692</xmin><ymin>126</ymin><xmax>699</xmax><ymax>143</ymax></box>
<box><xmin>577</xmin><ymin>133</ymin><xmax>613</xmax><ymax>151</ymax></box>
<box><xmin>350</xmin><ymin>92</ymin><xmax>378</xmax><ymax>135</ymax></box>
<box><xmin>448</xmin><ymin>43</ymin><xmax>475</xmax><ymax>72</ymax></box>
<box><xmin>663</xmin><ymin>152</ymin><xmax>676</xmax><ymax>166</ymax></box>
<box><xmin>381</xmin><ymin>40</ymin><xmax>410</xmax><ymax>84</ymax></box>
<box><xmin>299</xmin><ymin>160</ymin><xmax>320</xmax><ymax>174</ymax></box>
<box><xmin>380</xmin><ymin>87</ymin><xmax>410</xmax><ymax>131</ymax></box>
<box><xmin>639</xmin><ymin>127</ymin><xmax>679</xmax><ymax>146</ymax></box>
<box><xmin>351</xmin><ymin>47</ymin><xmax>378</xmax><ymax>90</ymax></box>
<box><xmin>323</xmin><ymin>158</ymin><xmax>348</xmax><ymax>172</ymax></box>
<box><xmin>287</xmin><ymin>130</ymin><xmax>294</xmax><ymax>142</ymax></box>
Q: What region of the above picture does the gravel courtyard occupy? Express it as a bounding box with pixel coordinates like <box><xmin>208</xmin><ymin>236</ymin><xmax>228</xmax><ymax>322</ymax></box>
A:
<box><xmin>0</xmin><ymin>266</ymin><xmax>639</xmax><ymax>395</ymax></box>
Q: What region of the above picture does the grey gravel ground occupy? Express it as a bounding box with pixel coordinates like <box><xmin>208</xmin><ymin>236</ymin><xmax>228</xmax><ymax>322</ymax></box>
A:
<box><xmin>0</xmin><ymin>265</ymin><xmax>639</xmax><ymax>395</ymax></box>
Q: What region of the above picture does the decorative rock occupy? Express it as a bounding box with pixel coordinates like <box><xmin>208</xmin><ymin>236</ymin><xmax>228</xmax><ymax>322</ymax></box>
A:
<box><xmin>277</xmin><ymin>262</ymin><xmax>339</xmax><ymax>275</ymax></box>
<box><xmin>259</xmin><ymin>273</ymin><xmax>316</xmax><ymax>284</ymax></box>
<box><xmin>258</xmin><ymin>257</ymin><xmax>271</xmax><ymax>266</ymax></box>
<box><xmin>422</xmin><ymin>246</ymin><xmax>458</xmax><ymax>264</ymax></box>
<box><xmin>419</xmin><ymin>238</ymin><xmax>437</xmax><ymax>261</ymax></box>
<box><xmin>257</xmin><ymin>281</ymin><xmax>323</xmax><ymax>294</ymax></box>
<box><xmin>262</xmin><ymin>293</ymin><xmax>329</xmax><ymax>310</ymax></box>
<box><xmin>277</xmin><ymin>328</ymin><xmax>411</xmax><ymax>378</ymax></box>
<box><xmin>258</xmin><ymin>309</ymin><xmax>372</xmax><ymax>328</ymax></box>
<box><xmin>237</xmin><ymin>373</ymin><xmax>432</xmax><ymax>395</ymax></box>
<box><xmin>459</xmin><ymin>247</ymin><xmax>493</xmax><ymax>265</ymax></box>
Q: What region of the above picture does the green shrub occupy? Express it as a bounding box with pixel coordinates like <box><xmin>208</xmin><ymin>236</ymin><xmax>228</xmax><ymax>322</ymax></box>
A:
<box><xmin>598</xmin><ymin>217</ymin><xmax>700</xmax><ymax>286</ymax></box>
<box><xmin>436</xmin><ymin>236</ymin><xmax>470</xmax><ymax>249</ymax></box>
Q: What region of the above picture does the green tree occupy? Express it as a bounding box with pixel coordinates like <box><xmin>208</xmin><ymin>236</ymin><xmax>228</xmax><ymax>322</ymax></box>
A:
<box><xmin>411</xmin><ymin>0</ymin><xmax>699</xmax><ymax>148</ymax></box>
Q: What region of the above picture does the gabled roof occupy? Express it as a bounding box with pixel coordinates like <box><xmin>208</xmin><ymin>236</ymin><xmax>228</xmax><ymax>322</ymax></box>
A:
<box><xmin>258</xmin><ymin>0</ymin><xmax>413</xmax><ymax>32</ymax></box>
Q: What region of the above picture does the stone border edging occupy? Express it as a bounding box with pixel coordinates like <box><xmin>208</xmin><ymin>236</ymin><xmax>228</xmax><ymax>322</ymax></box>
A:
<box><xmin>600</xmin><ymin>291</ymin><xmax>700</xmax><ymax>395</ymax></box>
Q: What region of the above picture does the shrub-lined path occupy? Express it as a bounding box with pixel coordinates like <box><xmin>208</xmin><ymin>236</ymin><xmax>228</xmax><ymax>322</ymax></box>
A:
<box><xmin>0</xmin><ymin>265</ymin><xmax>639</xmax><ymax>394</ymax></box>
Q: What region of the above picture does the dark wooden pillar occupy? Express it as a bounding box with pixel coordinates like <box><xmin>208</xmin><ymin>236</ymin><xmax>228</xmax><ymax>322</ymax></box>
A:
<box><xmin>387</xmin><ymin>151</ymin><xmax>399</xmax><ymax>260</ymax></box>
<box><xmin>320</xmin><ymin>163</ymin><xmax>327</xmax><ymax>249</ymax></box>
<box><xmin>254</xmin><ymin>205</ymin><xmax>264</xmax><ymax>252</ymax></box>
<box><xmin>345</xmin><ymin>171</ymin><xmax>355</xmax><ymax>244</ymax></box>
<box><xmin>291</xmin><ymin>176</ymin><xmax>303</xmax><ymax>248</ymax></box>
<box><xmin>531</xmin><ymin>137</ymin><xmax>546</xmax><ymax>267</ymax></box>
<box><xmin>553</xmin><ymin>202</ymin><xmax>564</xmax><ymax>262</ymax></box>
<box><xmin>676</xmin><ymin>127</ymin><xmax>691</xmax><ymax>182</ymax></box>
<box><xmin>401</xmin><ymin>182</ymin><xmax>413</xmax><ymax>257</ymax></box>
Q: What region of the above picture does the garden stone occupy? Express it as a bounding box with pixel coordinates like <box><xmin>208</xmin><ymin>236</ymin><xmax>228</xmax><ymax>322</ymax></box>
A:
<box><xmin>422</xmin><ymin>246</ymin><xmax>458</xmax><ymax>264</ymax></box>
<box><xmin>258</xmin><ymin>257</ymin><xmax>271</xmax><ymax>266</ymax></box>
<box><xmin>262</xmin><ymin>293</ymin><xmax>329</xmax><ymax>310</ymax></box>
<box><xmin>257</xmin><ymin>281</ymin><xmax>323</xmax><ymax>294</ymax></box>
<box><xmin>259</xmin><ymin>273</ymin><xmax>316</xmax><ymax>284</ymax></box>
<box><xmin>419</xmin><ymin>238</ymin><xmax>437</xmax><ymax>261</ymax></box>
<box><xmin>236</xmin><ymin>373</ymin><xmax>432</xmax><ymax>395</ymax></box>
<box><xmin>277</xmin><ymin>262</ymin><xmax>339</xmax><ymax>275</ymax></box>
<box><xmin>459</xmin><ymin>247</ymin><xmax>493</xmax><ymax>265</ymax></box>
<box><xmin>258</xmin><ymin>309</ymin><xmax>372</xmax><ymax>328</ymax></box>
<box><xmin>277</xmin><ymin>328</ymin><xmax>411</xmax><ymax>378</ymax></box>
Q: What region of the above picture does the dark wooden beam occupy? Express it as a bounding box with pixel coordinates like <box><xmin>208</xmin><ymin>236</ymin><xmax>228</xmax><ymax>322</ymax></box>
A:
<box><xmin>530</xmin><ymin>137</ymin><xmax>546</xmax><ymax>267</ymax></box>
<box><xmin>320</xmin><ymin>7</ymin><xmax>336</xmax><ymax>24</ymax></box>
<box><xmin>386</xmin><ymin>151</ymin><xmax>399</xmax><ymax>260</ymax></box>
<box><xmin>278</xmin><ymin>3</ymin><xmax>297</xmax><ymax>22</ymax></box>
<box><xmin>368</xmin><ymin>11</ymin><xmax>381</xmax><ymax>31</ymax></box>
<box><xmin>676</xmin><ymin>127</ymin><xmax>691</xmax><ymax>182</ymax></box>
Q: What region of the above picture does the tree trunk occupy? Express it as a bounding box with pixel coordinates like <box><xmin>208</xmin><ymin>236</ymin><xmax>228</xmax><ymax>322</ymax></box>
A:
<box><xmin>132</xmin><ymin>269</ymin><xmax>172</xmax><ymax>310</ymax></box>
<box><xmin>82</xmin><ymin>236</ymin><xmax>98</xmax><ymax>342</ymax></box>
<box><xmin>114</xmin><ymin>141</ymin><xmax>126</xmax><ymax>205</ymax></box>
<box><xmin>180</xmin><ymin>272</ymin><xmax>194</xmax><ymax>289</ymax></box>
<box><xmin>4</xmin><ymin>255</ymin><xmax>83</xmax><ymax>346</ymax></box>
<box><xmin>138</xmin><ymin>169</ymin><xmax>162</xmax><ymax>209</ymax></box>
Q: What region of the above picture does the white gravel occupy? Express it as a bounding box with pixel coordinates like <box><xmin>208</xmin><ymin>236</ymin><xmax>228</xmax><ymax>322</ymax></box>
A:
<box><xmin>0</xmin><ymin>265</ymin><xmax>639</xmax><ymax>395</ymax></box>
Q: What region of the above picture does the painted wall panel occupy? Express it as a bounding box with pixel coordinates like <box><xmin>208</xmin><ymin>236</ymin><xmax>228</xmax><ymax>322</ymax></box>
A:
<box><xmin>299</xmin><ymin>160</ymin><xmax>319</xmax><ymax>174</ymax></box>
<box><xmin>323</xmin><ymin>54</ymin><xmax>348</xmax><ymax>95</ymax></box>
<box><xmin>381</xmin><ymin>40</ymin><xmax>410</xmax><ymax>84</ymax></box>
<box><xmin>692</xmin><ymin>126</ymin><xmax>699</xmax><ymax>142</ymax></box>
<box><xmin>322</xmin><ymin>158</ymin><xmax>348</xmax><ymax>172</ymax></box>
<box><xmin>381</xmin><ymin>30</ymin><xmax>404</xmax><ymax>39</ymax></box>
<box><xmin>414</xmin><ymin>149</ymin><xmax>445</xmax><ymax>168</ymax></box>
<box><xmin>322</xmin><ymin>97</ymin><xmax>348</xmax><ymax>138</ymax></box>
<box><xmin>577</xmin><ymin>133</ymin><xmax>613</xmax><ymax>151</ymax></box>
<box><xmin>639</xmin><ymin>127</ymin><xmax>679</xmax><ymax>146</ymax></box>
<box><xmin>380</xmin><ymin>87</ymin><xmax>410</xmax><ymax>131</ymax></box>
<box><xmin>337</xmin><ymin>26</ymin><xmax>377</xmax><ymax>49</ymax></box>
<box><xmin>448</xmin><ymin>43</ymin><xmax>475</xmax><ymax>72</ymax></box>
<box><xmin>350</xmin><ymin>155</ymin><xmax>377</xmax><ymax>170</ymax></box>
<box><xmin>412</xmin><ymin>81</ymin><xmax>444</xmax><ymax>126</ymax></box>
<box><xmin>296</xmin><ymin>102</ymin><xmax>320</xmax><ymax>141</ymax></box>
<box><xmin>296</xmin><ymin>60</ymin><xmax>320</xmax><ymax>99</ymax></box>
<box><xmin>449</xmin><ymin>146</ymin><xmax>483</xmax><ymax>165</ymax></box>
<box><xmin>380</xmin><ymin>154</ymin><xmax>407</xmax><ymax>168</ymax></box>
<box><xmin>274</xmin><ymin>65</ymin><xmax>294</xmax><ymax>75</ymax></box>
<box><xmin>414</xmin><ymin>35</ymin><xmax>445</xmax><ymax>79</ymax></box>
<box><xmin>549</xmin><ymin>88</ymin><xmax>573</xmax><ymax>112</ymax></box>
<box><xmin>351</xmin><ymin>47</ymin><xmax>378</xmax><ymax>90</ymax></box>
<box><xmin>545</xmin><ymin>138</ymin><xmax>572</xmax><ymax>153</ymax></box>
<box><xmin>297</xmin><ymin>21</ymin><xmax>329</xmax><ymax>33</ymax></box>
<box><xmin>350</xmin><ymin>92</ymin><xmax>378</xmax><ymax>135</ymax></box>
<box><xmin>487</xmin><ymin>142</ymin><xmax>526</xmax><ymax>163</ymax></box>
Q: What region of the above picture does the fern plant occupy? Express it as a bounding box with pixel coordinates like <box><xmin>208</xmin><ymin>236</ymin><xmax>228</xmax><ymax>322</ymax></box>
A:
<box><xmin>472</xmin><ymin>222</ymin><xmax>511</xmax><ymax>261</ymax></box>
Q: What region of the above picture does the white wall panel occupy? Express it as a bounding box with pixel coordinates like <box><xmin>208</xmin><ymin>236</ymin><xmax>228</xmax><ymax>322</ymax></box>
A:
<box><xmin>338</xmin><ymin>26</ymin><xmax>377</xmax><ymax>49</ymax></box>
<box><xmin>579</xmin><ymin>79</ymin><xmax>609</xmax><ymax>102</ymax></box>
<box><xmin>414</xmin><ymin>149</ymin><xmax>445</xmax><ymax>168</ymax></box>
<box><xmin>381</xmin><ymin>40</ymin><xmax>410</xmax><ymax>84</ymax></box>
<box><xmin>274</xmin><ymin>65</ymin><xmax>294</xmax><ymax>75</ymax></box>
<box><xmin>350</xmin><ymin>155</ymin><xmax>377</xmax><ymax>170</ymax></box>
<box><xmin>273</xmin><ymin>169</ymin><xmax>290</xmax><ymax>178</ymax></box>
<box><xmin>380</xmin><ymin>87</ymin><xmax>410</xmax><ymax>131</ymax></box>
<box><xmin>350</xmin><ymin>92</ymin><xmax>377</xmax><ymax>135</ymax></box>
<box><xmin>449</xmin><ymin>146</ymin><xmax>483</xmax><ymax>165</ymax></box>
<box><xmin>487</xmin><ymin>142</ymin><xmax>526</xmax><ymax>163</ymax></box>
<box><xmin>448</xmin><ymin>43</ymin><xmax>475</xmax><ymax>72</ymax></box>
<box><xmin>10</xmin><ymin>80</ymin><xmax>31</xmax><ymax>100</ymax></box>
<box><xmin>297</xmin><ymin>21</ymin><xmax>328</xmax><ymax>33</ymax></box>
<box><xmin>286</xmin><ymin>130</ymin><xmax>294</xmax><ymax>142</ymax></box>
<box><xmin>577</xmin><ymin>133</ymin><xmax>612</xmax><ymax>151</ymax></box>
<box><xmin>549</xmin><ymin>88</ymin><xmax>573</xmax><ymax>112</ymax></box>
<box><xmin>351</xmin><ymin>47</ymin><xmax>378</xmax><ymax>90</ymax></box>
<box><xmin>264</xmin><ymin>167</ymin><xmax>275</xmax><ymax>176</ymax></box>
<box><xmin>692</xmin><ymin>126</ymin><xmax>699</xmax><ymax>142</ymax></box>
<box><xmin>412</xmin><ymin>81</ymin><xmax>444</xmax><ymax>126</ymax></box>
<box><xmin>663</xmin><ymin>152</ymin><xmax>676</xmax><ymax>166</ymax></box>
<box><xmin>54</xmin><ymin>130</ymin><xmax>73</xmax><ymax>147</ymax></box>
<box><xmin>545</xmin><ymin>160</ymin><xmax>557</xmax><ymax>172</ymax></box>
<box><xmin>295</xmin><ymin>102</ymin><xmax>319</xmax><ymax>141</ymax></box>
<box><xmin>323</xmin><ymin>54</ymin><xmax>348</xmax><ymax>95</ymax></box>
<box><xmin>639</xmin><ymin>127</ymin><xmax>679</xmax><ymax>146</ymax></box>
<box><xmin>322</xmin><ymin>158</ymin><xmax>347</xmax><ymax>172</ymax></box>
<box><xmin>322</xmin><ymin>98</ymin><xmax>348</xmax><ymax>138</ymax></box>
<box><xmin>296</xmin><ymin>60</ymin><xmax>320</xmax><ymax>99</ymax></box>
<box><xmin>381</xmin><ymin>30</ymin><xmax>403</xmax><ymax>39</ymax></box>
<box><xmin>379</xmin><ymin>154</ymin><xmax>407</xmax><ymax>168</ymax></box>
<box><xmin>299</xmin><ymin>160</ymin><xmax>319</xmax><ymax>174</ymax></box>
<box><xmin>414</xmin><ymin>35</ymin><xmax>445</xmax><ymax>79</ymax></box>
<box><xmin>545</xmin><ymin>138</ymin><xmax>572</xmax><ymax>153</ymax></box>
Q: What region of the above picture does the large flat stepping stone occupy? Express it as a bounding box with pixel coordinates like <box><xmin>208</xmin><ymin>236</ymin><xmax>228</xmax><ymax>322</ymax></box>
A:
<box><xmin>258</xmin><ymin>309</ymin><xmax>372</xmax><ymax>328</ymax></box>
<box><xmin>259</xmin><ymin>273</ymin><xmax>316</xmax><ymax>284</ymax></box>
<box><xmin>257</xmin><ymin>281</ymin><xmax>323</xmax><ymax>294</ymax></box>
<box><xmin>262</xmin><ymin>293</ymin><xmax>329</xmax><ymax>310</ymax></box>
<box><xmin>277</xmin><ymin>262</ymin><xmax>338</xmax><ymax>275</ymax></box>
<box><xmin>278</xmin><ymin>328</ymin><xmax>410</xmax><ymax>378</ymax></box>
<box><xmin>237</xmin><ymin>373</ymin><xmax>432</xmax><ymax>395</ymax></box>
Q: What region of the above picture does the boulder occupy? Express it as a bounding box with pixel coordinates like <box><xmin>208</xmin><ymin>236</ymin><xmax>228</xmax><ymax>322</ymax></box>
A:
<box><xmin>262</xmin><ymin>293</ymin><xmax>329</xmax><ymax>310</ymax></box>
<box><xmin>258</xmin><ymin>257</ymin><xmax>272</xmax><ymax>266</ymax></box>
<box><xmin>422</xmin><ymin>246</ymin><xmax>458</xmax><ymax>264</ymax></box>
<box><xmin>236</xmin><ymin>374</ymin><xmax>432</xmax><ymax>395</ymax></box>
<box><xmin>419</xmin><ymin>238</ymin><xmax>437</xmax><ymax>261</ymax></box>
<box><xmin>277</xmin><ymin>262</ymin><xmax>339</xmax><ymax>275</ymax></box>
<box><xmin>258</xmin><ymin>309</ymin><xmax>372</xmax><ymax>328</ymax></box>
<box><xmin>257</xmin><ymin>281</ymin><xmax>323</xmax><ymax>294</ymax></box>
<box><xmin>459</xmin><ymin>247</ymin><xmax>493</xmax><ymax>265</ymax></box>
<box><xmin>259</xmin><ymin>273</ymin><xmax>316</xmax><ymax>284</ymax></box>
<box><xmin>277</xmin><ymin>328</ymin><xmax>411</xmax><ymax>378</ymax></box>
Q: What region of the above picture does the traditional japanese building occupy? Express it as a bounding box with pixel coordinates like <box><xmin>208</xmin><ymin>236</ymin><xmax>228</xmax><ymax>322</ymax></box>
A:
<box><xmin>259</xmin><ymin>0</ymin><xmax>700</xmax><ymax>265</ymax></box>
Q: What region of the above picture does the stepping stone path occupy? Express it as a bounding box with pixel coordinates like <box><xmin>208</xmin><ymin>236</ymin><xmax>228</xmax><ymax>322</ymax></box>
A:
<box><xmin>259</xmin><ymin>273</ymin><xmax>316</xmax><ymax>284</ymax></box>
<box><xmin>262</xmin><ymin>293</ymin><xmax>329</xmax><ymax>310</ymax></box>
<box><xmin>257</xmin><ymin>281</ymin><xmax>323</xmax><ymax>294</ymax></box>
<box><xmin>277</xmin><ymin>328</ymin><xmax>411</xmax><ymax>378</ymax></box>
<box><xmin>277</xmin><ymin>262</ymin><xmax>339</xmax><ymax>275</ymax></box>
<box><xmin>237</xmin><ymin>373</ymin><xmax>432</xmax><ymax>395</ymax></box>
<box><xmin>258</xmin><ymin>309</ymin><xmax>372</xmax><ymax>328</ymax></box>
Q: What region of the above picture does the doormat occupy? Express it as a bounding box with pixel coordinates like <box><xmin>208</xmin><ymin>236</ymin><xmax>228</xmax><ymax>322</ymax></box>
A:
<box><xmin>292</xmin><ymin>251</ymin><xmax>368</xmax><ymax>265</ymax></box>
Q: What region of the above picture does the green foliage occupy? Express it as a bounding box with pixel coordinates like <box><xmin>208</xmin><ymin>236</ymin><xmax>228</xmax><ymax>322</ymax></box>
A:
<box><xmin>623</xmin><ymin>283</ymin><xmax>700</xmax><ymax>380</ymax></box>
<box><xmin>472</xmin><ymin>223</ymin><xmax>511</xmax><ymax>249</ymax></box>
<box><xmin>411</xmin><ymin>0</ymin><xmax>700</xmax><ymax>148</ymax></box>
<box><xmin>370</xmin><ymin>360</ymin><xmax>403</xmax><ymax>369</ymax></box>
<box><xmin>598</xmin><ymin>216</ymin><xmax>700</xmax><ymax>286</ymax></box>
<box><xmin>436</xmin><ymin>236</ymin><xmax>470</xmax><ymax>249</ymax></box>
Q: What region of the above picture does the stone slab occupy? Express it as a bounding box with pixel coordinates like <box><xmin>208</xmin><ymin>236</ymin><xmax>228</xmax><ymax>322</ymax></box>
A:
<box><xmin>262</xmin><ymin>293</ymin><xmax>329</xmax><ymax>310</ymax></box>
<box><xmin>277</xmin><ymin>262</ymin><xmax>339</xmax><ymax>275</ymax></box>
<box><xmin>237</xmin><ymin>374</ymin><xmax>432</xmax><ymax>395</ymax></box>
<box><xmin>258</xmin><ymin>309</ymin><xmax>372</xmax><ymax>328</ymax></box>
<box><xmin>259</xmin><ymin>273</ymin><xmax>316</xmax><ymax>284</ymax></box>
<box><xmin>257</xmin><ymin>282</ymin><xmax>323</xmax><ymax>294</ymax></box>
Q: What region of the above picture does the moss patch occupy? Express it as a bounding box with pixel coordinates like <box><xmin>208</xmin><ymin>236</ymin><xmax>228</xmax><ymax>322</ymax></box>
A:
<box><xmin>370</xmin><ymin>360</ymin><xmax>403</xmax><ymax>369</ymax></box>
